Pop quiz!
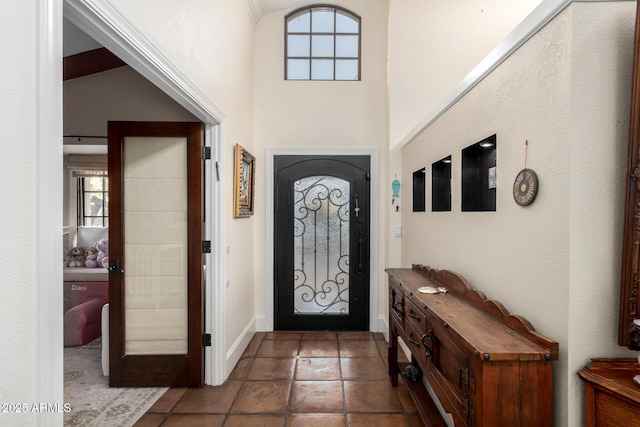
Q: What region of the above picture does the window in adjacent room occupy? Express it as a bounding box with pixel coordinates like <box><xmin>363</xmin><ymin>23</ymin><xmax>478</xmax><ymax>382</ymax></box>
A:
<box><xmin>78</xmin><ymin>175</ymin><xmax>108</xmax><ymax>227</ymax></box>
<box><xmin>285</xmin><ymin>5</ymin><xmax>361</xmax><ymax>81</ymax></box>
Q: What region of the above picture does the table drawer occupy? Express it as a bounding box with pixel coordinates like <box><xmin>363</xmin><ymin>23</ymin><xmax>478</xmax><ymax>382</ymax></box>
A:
<box><xmin>405</xmin><ymin>321</ymin><xmax>430</xmax><ymax>374</ymax></box>
<box><xmin>391</xmin><ymin>313</ymin><xmax>405</xmax><ymax>337</ymax></box>
<box><xmin>430</xmin><ymin>315</ymin><xmax>469</xmax><ymax>412</ymax></box>
<box><xmin>405</xmin><ymin>296</ymin><xmax>428</xmax><ymax>335</ymax></box>
<box><xmin>389</xmin><ymin>279</ymin><xmax>404</xmax><ymax>326</ymax></box>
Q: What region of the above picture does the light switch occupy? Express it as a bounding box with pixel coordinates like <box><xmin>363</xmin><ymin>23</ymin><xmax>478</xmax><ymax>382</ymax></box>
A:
<box><xmin>394</xmin><ymin>225</ymin><xmax>402</xmax><ymax>237</ymax></box>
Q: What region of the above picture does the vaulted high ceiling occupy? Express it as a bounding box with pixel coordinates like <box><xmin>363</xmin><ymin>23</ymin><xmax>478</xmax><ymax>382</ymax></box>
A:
<box><xmin>63</xmin><ymin>1</ymin><xmax>307</xmax><ymax>79</ymax></box>
<box><xmin>64</xmin><ymin>1</ymin><xmax>306</xmax><ymax>57</ymax></box>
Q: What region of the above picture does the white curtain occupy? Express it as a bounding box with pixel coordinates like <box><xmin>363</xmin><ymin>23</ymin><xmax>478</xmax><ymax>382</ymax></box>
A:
<box><xmin>64</xmin><ymin>154</ymin><xmax>107</xmax><ymax>177</ymax></box>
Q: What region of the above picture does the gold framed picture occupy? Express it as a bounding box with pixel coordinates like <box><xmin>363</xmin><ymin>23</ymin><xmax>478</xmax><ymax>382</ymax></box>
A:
<box><xmin>234</xmin><ymin>144</ymin><xmax>255</xmax><ymax>218</ymax></box>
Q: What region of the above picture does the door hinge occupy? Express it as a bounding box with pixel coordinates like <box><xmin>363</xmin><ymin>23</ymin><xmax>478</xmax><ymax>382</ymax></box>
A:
<box><xmin>203</xmin><ymin>333</ymin><xmax>212</xmax><ymax>347</ymax></box>
<box><xmin>202</xmin><ymin>240</ymin><xmax>211</xmax><ymax>254</ymax></box>
<box><xmin>215</xmin><ymin>161</ymin><xmax>220</xmax><ymax>181</ymax></box>
<box><xmin>366</xmin><ymin>172</ymin><xmax>370</xmax><ymax>181</ymax></box>
<box><xmin>202</xmin><ymin>146</ymin><xmax>212</xmax><ymax>160</ymax></box>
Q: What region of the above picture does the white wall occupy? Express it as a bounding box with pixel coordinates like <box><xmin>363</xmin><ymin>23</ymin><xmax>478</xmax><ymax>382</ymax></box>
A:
<box><xmin>400</xmin><ymin>3</ymin><xmax>636</xmax><ymax>425</ymax></box>
<box><xmin>388</xmin><ymin>0</ymin><xmax>542</xmax><ymax>149</ymax></box>
<box><xmin>568</xmin><ymin>2</ymin><xmax>637</xmax><ymax>425</ymax></box>
<box><xmin>107</xmin><ymin>0</ymin><xmax>257</xmax><ymax>373</ymax></box>
<box><xmin>253</xmin><ymin>0</ymin><xmax>389</xmax><ymax>331</ymax></box>
<box><xmin>0</xmin><ymin>1</ymin><xmax>45</xmax><ymax>425</ymax></box>
<box><xmin>64</xmin><ymin>66</ymin><xmax>198</xmax><ymax>136</ymax></box>
<box><xmin>63</xmin><ymin>66</ymin><xmax>198</xmax><ymax>228</ymax></box>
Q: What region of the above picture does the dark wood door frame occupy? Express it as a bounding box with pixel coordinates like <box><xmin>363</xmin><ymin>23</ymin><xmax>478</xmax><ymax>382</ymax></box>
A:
<box><xmin>274</xmin><ymin>155</ymin><xmax>371</xmax><ymax>331</ymax></box>
<box><xmin>108</xmin><ymin>121</ymin><xmax>204</xmax><ymax>387</ymax></box>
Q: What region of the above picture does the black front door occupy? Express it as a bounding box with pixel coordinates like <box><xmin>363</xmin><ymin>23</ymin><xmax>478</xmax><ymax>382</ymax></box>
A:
<box><xmin>274</xmin><ymin>155</ymin><xmax>370</xmax><ymax>331</ymax></box>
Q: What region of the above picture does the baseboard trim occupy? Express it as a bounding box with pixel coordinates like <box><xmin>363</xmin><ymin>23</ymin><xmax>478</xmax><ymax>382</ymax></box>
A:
<box><xmin>255</xmin><ymin>314</ymin><xmax>386</xmax><ymax>336</ymax></box>
<box><xmin>378</xmin><ymin>315</ymin><xmax>389</xmax><ymax>342</ymax></box>
<box><xmin>225</xmin><ymin>317</ymin><xmax>256</xmax><ymax>376</ymax></box>
<box><xmin>255</xmin><ymin>315</ymin><xmax>267</xmax><ymax>332</ymax></box>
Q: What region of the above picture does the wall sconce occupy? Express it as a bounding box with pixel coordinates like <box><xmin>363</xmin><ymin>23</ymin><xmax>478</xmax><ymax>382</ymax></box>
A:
<box><xmin>392</xmin><ymin>178</ymin><xmax>400</xmax><ymax>211</ymax></box>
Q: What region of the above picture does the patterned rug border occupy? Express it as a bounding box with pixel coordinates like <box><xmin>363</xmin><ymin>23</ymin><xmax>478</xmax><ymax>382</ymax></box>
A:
<box><xmin>64</xmin><ymin>338</ymin><xmax>167</xmax><ymax>427</ymax></box>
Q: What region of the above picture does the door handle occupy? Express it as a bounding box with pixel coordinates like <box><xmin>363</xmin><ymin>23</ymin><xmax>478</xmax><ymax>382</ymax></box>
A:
<box><xmin>108</xmin><ymin>259</ymin><xmax>123</xmax><ymax>275</ymax></box>
<box><xmin>354</xmin><ymin>193</ymin><xmax>360</xmax><ymax>218</ymax></box>
<box><xmin>422</xmin><ymin>331</ymin><xmax>434</xmax><ymax>359</ymax></box>
<box><xmin>392</xmin><ymin>301</ymin><xmax>404</xmax><ymax>317</ymax></box>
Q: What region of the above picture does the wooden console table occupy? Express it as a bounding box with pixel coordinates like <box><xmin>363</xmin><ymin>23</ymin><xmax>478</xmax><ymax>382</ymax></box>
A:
<box><xmin>387</xmin><ymin>265</ymin><xmax>559</xmax><ymax>427</ymax></box>
<box><xmin>578</xmin><ymin>358</ymin><xmax>640</xmax><ymax>427</ymax></box>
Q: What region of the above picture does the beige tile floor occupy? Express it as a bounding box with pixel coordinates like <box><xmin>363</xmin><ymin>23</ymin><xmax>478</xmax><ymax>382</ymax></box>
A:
<box><xmin>134</xmin><ymin>331</ymin><xmax>421</xmax><ymax>426</ymax></box>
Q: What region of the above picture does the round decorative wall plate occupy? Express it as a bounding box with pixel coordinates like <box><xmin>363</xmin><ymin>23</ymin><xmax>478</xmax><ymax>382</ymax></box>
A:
<box><xmin>513</xmin><ymin>168</ymin><xmax>539</xmax><ymax>206</ymax></box>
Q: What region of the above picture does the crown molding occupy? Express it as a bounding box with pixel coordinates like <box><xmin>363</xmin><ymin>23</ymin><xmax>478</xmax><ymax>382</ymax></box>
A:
<box><xmin>245</xmin><ymin>0</ymin><xmax>262</xmax><ymax>27</ymax></box>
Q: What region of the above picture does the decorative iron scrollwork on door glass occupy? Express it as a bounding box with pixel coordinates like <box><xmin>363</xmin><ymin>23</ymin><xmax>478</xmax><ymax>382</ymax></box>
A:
<box><xmin>293</xmin><ymin>176</ymin><xmax>350</xmax><ymax>314</ymax></box>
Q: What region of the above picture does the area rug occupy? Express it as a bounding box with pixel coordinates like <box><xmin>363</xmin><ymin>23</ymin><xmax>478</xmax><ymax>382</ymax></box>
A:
<box><xmin>64</xmin><ymin>338</ymin><xmax>168</xmax><ymax>426</ymax></box>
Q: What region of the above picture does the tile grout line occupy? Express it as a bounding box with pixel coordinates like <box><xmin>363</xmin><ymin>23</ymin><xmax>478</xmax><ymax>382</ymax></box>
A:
<box><xmin>338</xmin><ymin>337</ymin><xmax>350</xmax><ymax>426</ymax></box>
<box><xmin>222</xmin><ymin>333</ymin><xmax>264</xmax><ymax>425</ymax></box>
<box><xmin>282</xmin><ymin>342</ymin><xmax>299</xmax><ymax>426</ymax></box>
<box><xmin>140</xmin><ymin>332</ymin><xmax>420</xmax><ymax>426</ymax></box>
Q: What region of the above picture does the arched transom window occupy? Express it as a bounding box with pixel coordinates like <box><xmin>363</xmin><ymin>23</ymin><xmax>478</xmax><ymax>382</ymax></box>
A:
<box><xmin>285</xmin><ymin>5</ymin><xmax>361</xmax><ymax>81</ymax></box>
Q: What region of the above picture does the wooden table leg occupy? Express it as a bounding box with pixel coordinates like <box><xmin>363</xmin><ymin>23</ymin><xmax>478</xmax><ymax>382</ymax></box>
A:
<box><xmin>389</xmin><ymin>328</ymin><xmax>398</xmax><ymax>386</ymax></box>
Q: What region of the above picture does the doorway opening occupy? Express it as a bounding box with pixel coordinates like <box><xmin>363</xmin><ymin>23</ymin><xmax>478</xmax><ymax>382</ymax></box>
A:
<box><xmin>60</xmin><ymin>8</ymin><xmax>225</xmax><ymax>384</ymax></box>
<box><xmin>38</xmin><ymin>2</ymin><xmax>227</xmax><ymax>417</ymax></box>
